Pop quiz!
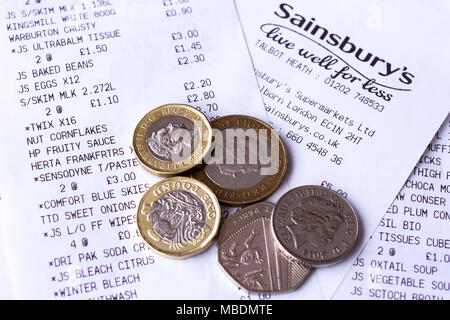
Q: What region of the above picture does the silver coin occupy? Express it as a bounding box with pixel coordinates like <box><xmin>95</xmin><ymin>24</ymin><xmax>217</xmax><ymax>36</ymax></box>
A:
<box><xmin>218</xmin><ymin>202</ymin><xmax>311</xmax><ymax>293</ymax></box>
<box><xmin>272</xmin><ymin>186</ymin><xmax>359</xmax><ymax>266</ymax></box>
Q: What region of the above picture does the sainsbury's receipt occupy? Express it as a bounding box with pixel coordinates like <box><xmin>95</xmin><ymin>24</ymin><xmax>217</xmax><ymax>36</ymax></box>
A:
<box><xmin>235</xmin><ymin>0</ymin><xmax>450</xmax><ymax>299</ymax></box>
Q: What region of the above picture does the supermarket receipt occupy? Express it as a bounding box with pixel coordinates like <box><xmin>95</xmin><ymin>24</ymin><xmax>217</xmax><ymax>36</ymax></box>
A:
<box><xmin>0</xmin><ymin>0</ymin><xmax>323</xmax><ymax>299</ymax></box>
<box><xmin>334</xmin><ymin>115</ymin><xmax>450</xmax><ymax>300</ymax></box>
<box><xmin>235</xmin><ymin>0</ymin><xmax>450</xmax><ymax>298</ymax></box>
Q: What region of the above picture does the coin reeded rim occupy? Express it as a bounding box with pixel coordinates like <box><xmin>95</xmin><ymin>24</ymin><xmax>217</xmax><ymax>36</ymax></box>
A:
<box><xmin>137</xmin><ymin>176</ymin><xmax>221</xmax><ymax>259</ymax></box>
<box><xmin>271</xmin><ymin>185</ymin><xmax>359</xmax><ymax>267</ymax></box>
<box><xmin>133</xmin><ymin>104</ymin><xmax>212</xmax><ymax>177</ymax></box>
<box><xmin>193</xmin><ymin>115</ymin><xmax>288</xmax><ymax>206</ymax></box>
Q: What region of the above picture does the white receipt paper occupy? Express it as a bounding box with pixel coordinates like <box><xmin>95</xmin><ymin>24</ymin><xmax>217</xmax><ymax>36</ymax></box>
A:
<box><xmin>235</xmin><ymin>0</ymin><xmax>450</xmax><ymax>299</ymax></box>
<box><xmin>334</xmin><ymin>115</ymin><xmax>449</xmax><ymax>300</ymax></box>
<box><xmin>0</xmin><ymin>0</ymin><xmax>323</xmax><ymax>299</ymax></box>
<box><xmin>0</xmin><ymin>0</ymin><xmax>448</xmax><ymax>300</ymax></box>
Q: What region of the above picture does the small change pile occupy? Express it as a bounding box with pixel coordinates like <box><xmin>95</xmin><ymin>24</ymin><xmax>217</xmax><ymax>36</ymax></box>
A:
<box><xmin>133</xmin><ymin>104</ymin><xmax>359</xmax><ymax>294</ymax></box>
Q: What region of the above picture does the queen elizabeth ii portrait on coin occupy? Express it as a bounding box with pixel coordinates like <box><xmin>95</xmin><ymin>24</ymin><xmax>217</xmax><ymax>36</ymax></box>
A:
<box><xmin>286</xmin><ymin>196</ymin><xmax>345</xmax><ymax>249</ymax></box>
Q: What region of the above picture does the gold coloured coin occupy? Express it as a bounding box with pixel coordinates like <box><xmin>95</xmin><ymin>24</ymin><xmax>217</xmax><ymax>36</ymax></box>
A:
<box><xmin>137</xmin><ymin>177</ymin><xmax>221</xmax><ymax>259</ymax></box>
<box><xmin>193</xmin><ymin>115</ymin><xmax>288</xmax><ymax>206</ymax></box>
<box><xmin>133</xmin><ymin>104</ymin><xmax>212</xmax><ymax>177</ymax></box>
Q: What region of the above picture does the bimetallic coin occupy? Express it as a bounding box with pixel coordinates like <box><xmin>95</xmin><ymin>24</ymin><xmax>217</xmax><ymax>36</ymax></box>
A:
<box><xmin>133</xmin><ymin>104</ymin><xmax>212</xmax><ymax>177</ymax></box>
<box><xmin>272</xmin><ymin>186</ymin><xmax>359</xmax><ymax>266</ymax></box>
<box><xmin>193</xmin><ymin>115</ymin><xmax>287</xmax><ymax>206</ymax></box>
<box><xmin>137</xmin><ymin>177</ymin><xmax>221</xmax><ymax>259</ymax></box>
<box><xmin>218</xmin><ymin>202</ymin><xmax>311</xmax><ymax>293</ymax></box>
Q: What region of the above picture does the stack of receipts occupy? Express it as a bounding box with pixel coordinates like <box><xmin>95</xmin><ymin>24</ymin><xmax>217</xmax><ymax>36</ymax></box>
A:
<box><xmin>0</xmin><ymin>0</ymin><xmax>448</xmax><ymax>299</ymax></box>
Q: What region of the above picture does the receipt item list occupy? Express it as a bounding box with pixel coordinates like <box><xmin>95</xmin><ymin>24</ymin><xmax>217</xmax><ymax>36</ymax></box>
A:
<box><xmin>0</xmin><ymin>0</ymin><xmax>266</xmax><ymax>299</ymax></box>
